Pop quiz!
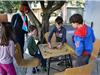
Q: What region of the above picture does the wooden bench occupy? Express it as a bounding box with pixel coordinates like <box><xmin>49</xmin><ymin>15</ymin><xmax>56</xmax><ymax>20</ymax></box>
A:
<box><xmin>54</xmin><ymin>39</ymin><xmax>100</xmax><ymax>75</ymax></box>
<box><xmin>15</xmin><ymin>43</ymin><xmax>40</xmax><ymax>68</ymax></box>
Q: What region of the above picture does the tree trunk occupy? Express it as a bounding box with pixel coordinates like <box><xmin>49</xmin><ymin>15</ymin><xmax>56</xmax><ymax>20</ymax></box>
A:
<box><xmin>27</xmin><ymin>1</ymin><xmax>65</xmax><ymax>43</ymax></box>
<box><xmin>28</xmin><ymin>10</ymin><xmax>43</xmax><ymax>42</ymax></box>
<box><xmin>40</xmin><ymin>12</ymin><xmax>50</xmax><ymax>43</ymax></box>
<box><xmin>42</xmin><ymin>12</ymin><xmax>50</xmax><ymax>33</ymax></box>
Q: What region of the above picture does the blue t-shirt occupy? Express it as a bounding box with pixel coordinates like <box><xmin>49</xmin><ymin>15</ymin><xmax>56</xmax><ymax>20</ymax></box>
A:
<box><xmin>48</xmin><ymin>26</ymin><xmax>66</xmax><ymax>44</ymax></box>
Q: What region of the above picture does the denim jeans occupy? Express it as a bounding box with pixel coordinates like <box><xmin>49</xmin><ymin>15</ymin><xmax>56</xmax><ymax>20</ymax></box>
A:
<box><xmin>34</xmin><ymin>51</ymin><xmax>46</xmax><ymax>67</ymax></box>
<box><xmin>76</xmin><ymin>55</ymin><xmax>90</xmax><ymax>66</ymax></box>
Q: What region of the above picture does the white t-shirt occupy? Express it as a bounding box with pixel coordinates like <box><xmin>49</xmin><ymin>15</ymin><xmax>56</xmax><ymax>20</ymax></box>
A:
<box><xmin>0</xmin><ymin>40</ymin><xmax>15</xmax><ymax>64</ymax></box>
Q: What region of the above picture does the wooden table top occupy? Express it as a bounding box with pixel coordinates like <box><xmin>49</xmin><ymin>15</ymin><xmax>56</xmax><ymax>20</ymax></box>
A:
<box><xmin>39</xmin><ymin>43</ymin><xmax>74</xmax><ymax>59</ymax></box>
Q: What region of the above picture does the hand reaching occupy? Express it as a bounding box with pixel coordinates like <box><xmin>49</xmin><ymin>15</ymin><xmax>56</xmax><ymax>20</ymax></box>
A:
<box><xmin>48</xmin><ymin>42</ymin><xmax>52</xmax><ymax>48</ymax></box>
<box><xmin>57</xmin><ymin>43</ymin><xmax>62</xmax><ymax>49</ymax></box>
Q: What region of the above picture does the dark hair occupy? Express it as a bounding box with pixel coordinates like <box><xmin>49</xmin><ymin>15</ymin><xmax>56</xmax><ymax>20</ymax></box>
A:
<box><xmin>69</xmin><ymin>14</ymin><xmax>83</xmax><ymax>24</ymax></box>
<box><xmin>20</xmin><ymin>1</ymin><xmax>30</xmax><ymax>12</ymax></box>
<box><xmin>28</xmin><ymin>25</ymin><xmax>38</xmax><ymax>36</ymax></box>
<box><xmin>29</xmin><ymin>25</ymin><xmax>37</xmax><ymax>32</ymax></box>
<box><xmin>55</xmin><ymin>16</ymin><xmax>63</xmax><ymax>25</ymax></box>
<box><xmin>0</xmin><ymin>22</ymin><xmax>11</xmax><ymax>46</ymax></box>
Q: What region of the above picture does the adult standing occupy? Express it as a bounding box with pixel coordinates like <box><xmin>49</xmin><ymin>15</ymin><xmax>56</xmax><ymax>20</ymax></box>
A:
<box><xmin>11</xmin><ymin>2</ymin><xmax>29</xmax><ymax>58</ymax></box>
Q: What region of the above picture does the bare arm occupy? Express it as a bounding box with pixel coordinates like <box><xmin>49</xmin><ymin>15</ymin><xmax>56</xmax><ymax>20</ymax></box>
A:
<box><xmin>9</xmin><ymin>40</ymin><xmax>15</xmax><ymax>57</ymax></box>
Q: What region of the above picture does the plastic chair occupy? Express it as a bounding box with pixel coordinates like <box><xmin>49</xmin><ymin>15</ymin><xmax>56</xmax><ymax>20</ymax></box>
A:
<box><xmin>90</xmin><ymin>39</ymin><xmax>100</xmax><ymax>60</ymax></box>
<box><xmin>15</xmin><ymin>43</ymin><xmax>40</xmax><ymax>74</ymax></box>
<box><xmin>55</xmin><ymin>61</ymin><xmax>94</xmax><ymax>75</ymax></box>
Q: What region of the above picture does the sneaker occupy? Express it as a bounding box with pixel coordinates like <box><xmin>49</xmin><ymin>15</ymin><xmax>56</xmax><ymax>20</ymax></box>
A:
<box><xmin>32</xmin><ymin>68</ymin><xmax>36</xmax><ymax>74</ymax></box>
<box><xmin>36</xmin><ymin>67</ymin><xmax>40</xmax><ymax>72</ymax></box>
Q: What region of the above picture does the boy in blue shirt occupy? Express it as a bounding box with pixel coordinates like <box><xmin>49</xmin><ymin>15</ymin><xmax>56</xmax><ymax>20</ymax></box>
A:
<box><xmin>69</xmin><ymin>14</ymin><xmax>95</xmax><ymax>66</ymax></box>
<box><xmin>48</xmin><ymin>16</ymin><xmax>67</xmax><ymax>48</ymax></box>
<box><xmin>48</xmin><ymin>16</ymin><xmax>67</xmax><ymax>66</ymax></box>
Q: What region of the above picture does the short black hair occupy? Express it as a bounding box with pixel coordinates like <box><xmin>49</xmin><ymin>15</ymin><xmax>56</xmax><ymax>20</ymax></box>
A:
<box><xmin>55</xmin><ymin>16</ymin><xmax>63</xmax><ymax>25</ymax></box>
<box><xmin>69</xmin><ymin>14</ymin><xmax>83</xmax><ymax>24</ymax></box>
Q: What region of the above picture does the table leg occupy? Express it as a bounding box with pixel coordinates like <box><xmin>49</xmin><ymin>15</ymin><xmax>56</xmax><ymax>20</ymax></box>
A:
<box><xmin>68</xmin><ymin>54</ymin><xmax>73</xmax><ymax>67</ymax></box>
<box><xmin>47</xmin><ymin>58</ymin><xmax>51</xmax><ymax>75</ymax></box>
<box><xmin>65</xmin><ymin>54</ymin><xmax>73</xmax><ymax>68</ymax></box>
<box><xmin>65</xmin><ymin>55</ymin><xmax>68</xmax><ymax>68</ymax></box>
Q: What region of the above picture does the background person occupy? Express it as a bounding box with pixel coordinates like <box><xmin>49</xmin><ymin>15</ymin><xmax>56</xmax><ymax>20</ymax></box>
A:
<box><xmin>11</xmin><ymin>2</ymin><xmax>29</xmax><ymax>58</ymax></box>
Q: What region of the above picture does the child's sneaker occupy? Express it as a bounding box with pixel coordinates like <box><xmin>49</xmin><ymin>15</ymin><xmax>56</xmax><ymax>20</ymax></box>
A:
<box><xmin>32</xmin><ymin>68</ymin><xmax>36</xmax><ymax>74</ymax></box>
<box><xmin>36</xmin><ymin>67</ymin><xmax>40</xmax><ymax>72</ymax></box>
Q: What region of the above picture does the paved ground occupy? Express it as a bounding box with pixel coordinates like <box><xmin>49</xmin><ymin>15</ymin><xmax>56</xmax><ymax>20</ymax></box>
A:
<box><xmin>14</xmin><ymin>57</ymin><xmax>66</xmax><ymax>75</ymax></box>
<box><xmin>13</xmin><ymin>56</ymin><xmax>100</xmax><ymax>75</ymax></box>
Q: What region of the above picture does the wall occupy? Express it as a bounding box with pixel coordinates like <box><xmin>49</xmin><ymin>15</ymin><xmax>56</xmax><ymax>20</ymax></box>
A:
<box><xmin>83</xmin><ymin>0</ymin><xmax>100</xmax><ymax>39</ymax></box>
<box><xmin>67</xmin><ymin>7</ymin><xmax>84</xmax><ymax>23</ymax></box>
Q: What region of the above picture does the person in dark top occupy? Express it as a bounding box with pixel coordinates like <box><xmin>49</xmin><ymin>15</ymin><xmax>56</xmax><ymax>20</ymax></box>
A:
<box><xmin>48</xmin><ymin>16</ymin><xmax>67</xmax><ymax>66</ymax></box>
<box><xmin>48</xmin><ymin>16</ymin><xmax>67</xmax><ymax>49</ymax></box>
<box><xmin>11</xmin><ymin>2</ymin><xmax>29</xmax><ymax>58</ymax></box>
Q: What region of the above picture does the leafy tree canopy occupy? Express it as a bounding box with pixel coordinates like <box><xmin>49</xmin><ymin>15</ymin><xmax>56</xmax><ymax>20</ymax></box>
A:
<box><xmin>0</xmin><ymin>1</ymin><xmax>21</xmax><ymax>13</ymax></box>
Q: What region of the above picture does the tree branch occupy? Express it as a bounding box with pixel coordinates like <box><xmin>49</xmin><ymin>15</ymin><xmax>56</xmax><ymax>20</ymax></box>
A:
<box><xmin>27</xmin><ymin>1</ymin><xmax>42</xmax><ymax>29</ymax></box>
<box><xmin>49</xmin><ymin>1</ymin><xmax>65</xmax><ymax>14</ymax></box>
<box><xmin>47</xmin><ymin>1</ymin><xmax>55</xmax><ymax>9</ymax></box>
<box><xmin>40</xmin><ymin>1</ymin><xmax>46</xmax><ymax>11</ymax></box>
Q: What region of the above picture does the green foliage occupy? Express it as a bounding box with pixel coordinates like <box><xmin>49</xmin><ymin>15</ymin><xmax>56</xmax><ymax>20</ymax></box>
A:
<box><xmin>67</xmin><ymin>0</ymin><xmax>85</xmax><ymax>7</ymax></box>
<box><xmin>0</xmin><ymin>1</ymin><xmax>21</xmax><ymax>13</ymax></box>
